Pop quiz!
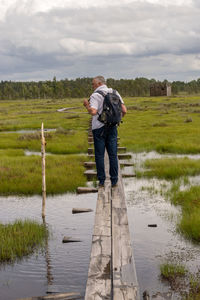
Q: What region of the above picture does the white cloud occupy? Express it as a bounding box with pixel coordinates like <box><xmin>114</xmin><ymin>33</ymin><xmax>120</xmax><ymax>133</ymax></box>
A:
<box><xmin>0</xmin><ymin>0</ymin><xmax>200</xmax><ymax>81</ymax></box>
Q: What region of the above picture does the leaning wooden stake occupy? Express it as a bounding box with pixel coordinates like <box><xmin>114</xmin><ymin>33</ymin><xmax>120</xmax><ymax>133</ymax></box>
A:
<box><xmin>41</xmin><ymin>122</ymin><xmax>46</xmax><ymax>218</ymax></box>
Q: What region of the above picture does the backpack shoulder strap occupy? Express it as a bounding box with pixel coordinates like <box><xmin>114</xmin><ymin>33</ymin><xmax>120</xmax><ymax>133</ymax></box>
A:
<box><xmin>94</xmin><ymin>90</ymin><xmax>106</xmax><ymax>97</ymax></box>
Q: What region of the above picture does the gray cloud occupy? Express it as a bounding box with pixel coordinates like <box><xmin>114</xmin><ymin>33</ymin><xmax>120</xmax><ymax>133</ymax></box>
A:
<box><xmin>0</xmin><ymin>1</ymin><xmax>200</xmax><ymax>81</ymax></box>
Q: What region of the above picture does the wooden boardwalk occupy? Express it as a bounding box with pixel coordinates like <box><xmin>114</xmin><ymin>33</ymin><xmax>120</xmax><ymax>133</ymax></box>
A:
<box><xmin>84</xmin><ymin>152</ymin><xmax>139</xmax><ymax>300</ymax></box>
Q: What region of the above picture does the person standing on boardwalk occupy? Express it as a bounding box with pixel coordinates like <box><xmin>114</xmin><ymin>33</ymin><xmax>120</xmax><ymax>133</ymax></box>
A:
<box><xmin>83</xmin><ymin>76</ymin><xmax>127</xmax><ymax>187</ymax></box>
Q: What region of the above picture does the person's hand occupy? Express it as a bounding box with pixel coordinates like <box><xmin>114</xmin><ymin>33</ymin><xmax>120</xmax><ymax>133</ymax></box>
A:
<box><xmin>83</xmin><ymin>99</ymin><xmax>89</xmax><ymax>108</ymax></box>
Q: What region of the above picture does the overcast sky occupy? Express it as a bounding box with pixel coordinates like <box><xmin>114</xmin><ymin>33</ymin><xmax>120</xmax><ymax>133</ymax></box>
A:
<box><xmin>0</xmin><ymin>0</ymin><xmax>200</xmax><ymax>82</ymax></box>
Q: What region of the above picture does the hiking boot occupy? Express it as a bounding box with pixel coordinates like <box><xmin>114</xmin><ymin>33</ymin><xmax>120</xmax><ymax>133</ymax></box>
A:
<box><xmin>111</xmin><ymin>182</ymin><xmax>118</xmax><ymax>188</ymax></box>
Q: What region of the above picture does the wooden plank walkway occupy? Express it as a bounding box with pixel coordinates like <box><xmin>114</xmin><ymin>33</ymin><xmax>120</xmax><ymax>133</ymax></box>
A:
<box><xmin>84</xmin><ymin>152</ymin><xmax>139</xmax><ymax>300</ymax></box>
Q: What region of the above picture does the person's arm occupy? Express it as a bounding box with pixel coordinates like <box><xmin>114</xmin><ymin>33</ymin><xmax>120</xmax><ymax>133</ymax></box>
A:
<box><xmin>121</xmin><ymin>103</ymin><xmax>127</xmax><ymax>117</ymax></box>
<box><xmin>83</xmin><ymin>99</ymin><xmax>97</xmax><ymax>116</ymax></box>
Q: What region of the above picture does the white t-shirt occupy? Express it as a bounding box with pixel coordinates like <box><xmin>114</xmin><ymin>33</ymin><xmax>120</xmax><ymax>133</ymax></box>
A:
<box><xmin>89</xmin><ymin>84</ymin><xmax>124</xmax><ymax>130</ymax></box>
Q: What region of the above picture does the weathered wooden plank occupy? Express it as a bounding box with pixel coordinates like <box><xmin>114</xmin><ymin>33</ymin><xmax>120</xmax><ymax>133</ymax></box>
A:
<box><xmin>85</xmin><ymin>240</ymin><xmax>111</xmax><ymax>300</ymax></box>
<box><xmin>85</xmin><ymin>153</ymin><xmax>112</xmax><ymax>300</ymax></box>
<box><xmin>93</xmin><ymin>184</ymin><xmax>111</xmax><ymax>237</ymax></box>
<box><xmin>111</xmin><ymin>165</ymin><xmax>139</xmax><ymax>299</ymax></box>
<box><xmin>85</xmin><ymin>146</ymin><xmax>138</xmax><ymax>300</ymax></box>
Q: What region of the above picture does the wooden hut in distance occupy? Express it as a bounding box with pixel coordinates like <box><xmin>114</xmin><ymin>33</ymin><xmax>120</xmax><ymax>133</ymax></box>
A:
<box><xmin>150</xmin><ymin>82</ymin><xmax>171</xmax><ymax>96</ymax></box>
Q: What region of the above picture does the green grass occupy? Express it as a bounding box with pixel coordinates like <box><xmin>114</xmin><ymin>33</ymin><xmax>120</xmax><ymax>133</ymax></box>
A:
<box><xmin>0</xmin><ymin>98</ymin><xmax>89</xmax><ymax>155</ymax></box>
<box><xmin>170</xmin><ymin>185</ymin><xmax>200</xmax><ymax>242</ymax></box>
<box><xmin>160</xmin><ymin>263</ymin><xmax>187</xmax><ymax>281</ymax></box>
<box><xmin>160</xmin><ymin>261</ymin><xmax>200</xmax><ymax>299</ymax></box>
<box><xmin>0</xmin><ymin>98</ymin><xmax>89</xmax><ymax>132</ymax></box>
<box><xmin>186</xmin><ymin>274</ymin><xmax>200</xmax><ymax>299</ymax></box>
<box><xmin>0</xmin><ymin>154</ymin><xmax>87</xmax><ymax>195</ymax></box>
<box><xmin>119</xmin><ymin>96</ymin><xmax>200</xmax><ymax>154</ymax></box>
<box><xmin>1</xmin><ymin>95</ymin><xmax>200</xmax><ymax>195</ymax></box>
<box><xmin>137</xmin><ymin>157</ymin><xmax>200</xmax><ymax>180</ymax></box>
<box><xmin>0</xmin><ymin>219</ymin><xmax>48</xmax><ymax>263</ymax></box>
<box><xmin>0</xmin><ymin>149</ymin><xmax>24</xmax><ymax>156</ymax></box>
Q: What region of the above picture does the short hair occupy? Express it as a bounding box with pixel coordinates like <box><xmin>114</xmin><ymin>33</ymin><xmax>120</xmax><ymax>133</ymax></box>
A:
<box><xmin>93</xmin><ymin>76</ymin><xmax>106</xmax><ymax>85</ymax></box>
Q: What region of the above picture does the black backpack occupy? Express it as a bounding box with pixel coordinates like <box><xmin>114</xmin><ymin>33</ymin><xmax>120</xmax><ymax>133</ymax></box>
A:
<box><xmin>95</xmin><ymin>89</ymin><xmax>122</xmax><ymax>127</ymax></box>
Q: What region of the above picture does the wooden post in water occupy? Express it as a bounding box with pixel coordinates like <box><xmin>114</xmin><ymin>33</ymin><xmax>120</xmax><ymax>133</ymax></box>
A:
<box><xmin>41</xmin><ymin>122</ymin><xmax>46</xmax><ymax>218</ymax></box>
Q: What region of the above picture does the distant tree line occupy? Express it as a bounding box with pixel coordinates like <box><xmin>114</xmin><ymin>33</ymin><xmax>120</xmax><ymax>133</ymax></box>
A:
<box><xmin>0</xmin><ymin>76</ymin><xmax>200</xmax><ymax>100</ymax></box>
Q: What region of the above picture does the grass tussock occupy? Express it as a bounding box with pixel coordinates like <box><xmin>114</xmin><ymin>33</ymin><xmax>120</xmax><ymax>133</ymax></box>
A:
<box><xmin>159</xmin><ymin>262</ymin><xmax>200</xmax><ymax>298</ymax></box>
<box><xmin>0</xmin><ymin>154</ymin><xmax>87</xmax><ymax>195</ymax></box>
<box><xmin>0</xmin><ymin>219</ymin><xmax>48</xmax><ymax>263</ymax></box>
<box><xmin>160</xmin><ymin>263</ymin><xmax>187</xmax><ymax>281</ymax></box>
<box><xmin>139</xmin><ymin>157</ymin><xmax>200</xmax><ymax>180</ymax></box>
<box><xmin>170</xmin><ymin>185</ymin><xmax>200</xmax><ymax>242</ymax></box>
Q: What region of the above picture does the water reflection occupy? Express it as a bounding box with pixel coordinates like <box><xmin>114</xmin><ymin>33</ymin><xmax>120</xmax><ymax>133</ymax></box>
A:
<box><xmin>42</xmin><ymin>216</ymin><xmax>54</xmax><ymax>287</ymax></box>
<box><xmin>0</xmin><ymin>193</ymin><xmax>96</xmax><ymax>300</ymax></box>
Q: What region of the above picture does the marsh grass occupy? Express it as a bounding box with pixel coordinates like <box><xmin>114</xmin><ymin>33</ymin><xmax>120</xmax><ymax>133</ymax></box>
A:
<box><xmin>0</xmin><ymin>98</ymin><xmax>89</xmax><ymax>154</ymax></box>
<box><xmin>18</xmin><ymin>131</ymin><xmax>53</xmax><ymax>141</ymax></box>
<box><xmin>160</xmin><ymin>262</ymin><xmax>200</xmax><ymax>299</ymax></box>
<box><xmin>0</xmin><ymin>131</ymin><xmax>88</xmax><ymax>154</ymax></box>
<box><xmin>0</xmin><ymin>154</ymin><xmax>87</xmax><ymax>195</ymax></box>
<box><xmin>119</xmin><ymin>96</ymin><xmax>200</xmax><ymax>154</ymax></box>
<box><xmin>169</xmin><ymin>185</ymin><xmax>200</xmax><ymax>242</ymax></box>
<box><xmin>141</xmin><ymin>157</ymin><xmax>200</xmax><ymax>241</ymax></box>
<box><xmin>138</xmin><ymin>157</ymin><xmax>200</xmax><ymax>180</ymax></box>
<box><xmin>0</xmin><ymin>98</ymin><xmax>89</xmax><ymax>132</ymax></box>
<box><xmin>0</xmin><ymin>219</ymin><xmax>48</xmax><ymax>263</ymax></box>
<box><xmin>187</xmin><ymin>273</ymin><xmax>200</xmax><ymax>299</ymax></box>
<box><xmin>2</xmin><ymin>96</ymin><xmax>200</xmax><ymax>195</ymax></box>
<box><xmin>0</xmin><ymin>149</ymin><xmax>24</xmax><ymax>156</ymax></box>
<box><xmin>160</xmin><ymin>263</ymin><xmax>187</xmax><ymax>281</ymax></box>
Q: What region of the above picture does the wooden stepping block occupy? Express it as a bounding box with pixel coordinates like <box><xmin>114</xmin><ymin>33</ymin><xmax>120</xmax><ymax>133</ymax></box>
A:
<box><xmin>76</xmin><ymin>187</ymin><xmax>98</xmax><ymax>194</ymax></box>
<box><xmin>62</xmin><ymin>236</ymin><xmax>81</xmax><ymax>243</ymax></box>
<box><xmin>84</xmin><ymin>162</ymin><xmax>96</xmax><ymax>169</ymax></box>
<box><xmin>120</xmin><ymin>161</ymin><xmax>134</xmax><ymax>167</ymax></box>
<box><xmin>84</xmin><ymin>170</ymin><xmax>97</xmax><ymax>180</ymax></box>
<box><xmin>88</xmin><ymin>154</ymin><xmax>132</xmax><ymax>160</ymax></box>
<box><xmin>122</xmin><ymin>173</ymin><xmax>136</xmax><ymax>178</ymax></box>
<box><xmin>118</xmin><ymin>153</ymin><xmax>132</xmax><ymax>159</ymax></box>
<box><xmin>88</xmin><ymin>142</ymin><xmax>120</xmax><ymax>146</ymax></box>
<box><xmin>72</xmin><ymin>208</ymin><xmax>93</xmax><ymax>214</ymax></box>
<box><xmin>88</xmin><ymin>148</ymin><xmax>93</xmax><ymax>155</ymax></box>
<box><xmin>117</xmin><ymin>147</ymin><xmax>126</xmax><ymax>153</ymax></box>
